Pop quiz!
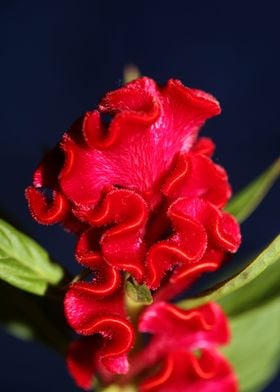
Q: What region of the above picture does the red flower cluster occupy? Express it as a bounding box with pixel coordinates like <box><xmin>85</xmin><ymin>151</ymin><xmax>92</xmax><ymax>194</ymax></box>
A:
<box><xmin>137</xmin><ymin>302</ymin><xmax>237</xmax><ymax>391</ymax></box>
<box><xmin>67</xmin><ymin>302</ymin><xmax>237</xmax><ymax>391</ymax></box>
<box><xmin>26</xmin><ymin>77</ymin><xmax>241</xmax><ymax>390</ymax></box>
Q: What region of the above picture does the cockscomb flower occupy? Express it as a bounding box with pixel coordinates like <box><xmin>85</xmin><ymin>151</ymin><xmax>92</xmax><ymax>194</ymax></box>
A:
<box><xmin>26</xmin><ymin>77</ymin><xmax>241</xmax><ymax>390</ymax></box>
<box><xmin>26</xmin><ymin>77</ymin><xmax>241</xmax><ymax>293</ymax></box>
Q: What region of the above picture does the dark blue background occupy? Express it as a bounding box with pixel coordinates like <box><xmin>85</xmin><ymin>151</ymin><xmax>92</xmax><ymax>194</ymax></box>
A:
<box><xmin>0</xmin><ymin>0</ymin><xmax>279</xmax><ymax>390</ymax></box>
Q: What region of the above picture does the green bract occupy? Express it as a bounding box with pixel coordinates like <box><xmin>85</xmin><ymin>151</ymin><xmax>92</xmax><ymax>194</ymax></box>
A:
<box><xmin>126</xmin><ymin>279</ymin><xmax>153</xmax><ymax>305</ymax></box>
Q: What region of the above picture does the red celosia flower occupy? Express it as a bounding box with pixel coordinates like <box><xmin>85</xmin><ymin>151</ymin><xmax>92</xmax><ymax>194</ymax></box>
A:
<box><xmin>26</xmin><ymin>77</ymin><xmax>241</xmax><ymax>292</ymax></box>
<box><xmin>26</xmin><ymin>77</ymin><xmax>241</xmax><ymax>390</ymax></box>
<box><xmin>67</xmin><ymin>302</ymin><xmax>237</xmax><ymax>390</ymax></box>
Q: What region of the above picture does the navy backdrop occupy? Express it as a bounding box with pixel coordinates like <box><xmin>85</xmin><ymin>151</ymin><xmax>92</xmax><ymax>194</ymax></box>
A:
<box><xmin>0</xmin><ymin>0</ymin><xmax>279</xmax><ymax>391</ymax></box>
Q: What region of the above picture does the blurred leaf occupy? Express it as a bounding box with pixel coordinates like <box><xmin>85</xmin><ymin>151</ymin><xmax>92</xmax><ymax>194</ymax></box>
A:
<box><xmin>219</xmin><ymin>245</ymin><xmax>280</xmax><ymax>390</ymax></box>
<box><xmin>219</xmin><ymin>255</ymin><xmax>280</xmax><ymax>315</ymax></box>
<box><xmin>176</xmin><ymin>235</ymin><xmax>280</xmax><ymax>309</ymax></box>
<box><xmin>225</xmin><ymin>158</ymin><xmax>280</xmax><ymax>223</ymax></box>
<box><xmin>4</xmin><ymin>321</ymin><xmax>34</xmax><ymax>340</ymax></box>
<box><xmin>0</xmin><ymin>280</ymin><xmax>70</xmax><ymax>353</ymax></box>
<box><xmin>123</xmin><ymin>64</ymin><xmax>141</xmax><ymax>83</ymax></box>
<box><xmin>222</xmin><ymin>297</ymin><xmax>280</xmax><ymax>392</ymax></box>
<box><xmin>0</xmin><ymin>219</ymin><xmax>64</xmax><ymax>295</ymax></box>
<box><xmin>102</xmin><ymin>385</ymin><xmax>137</xmax><ymax>392</ymax></box>
<box><xmin>126</xmin><ymin>280</ymin><xmax>153</xmax><ymax>305</ymax></box>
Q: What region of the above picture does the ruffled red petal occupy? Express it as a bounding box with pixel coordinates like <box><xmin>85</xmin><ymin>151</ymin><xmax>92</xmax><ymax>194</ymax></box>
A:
<box><xmin>25</xmin><ymin>146</ymin><xmax>85</xmax><ymax>231</ymax></box>
<box><xmin>77</xmin><ymin>266</ymin><xmax>122</xmax><ymax>299</ymax></box>
<box><xmin>74</xmin><ymin>229</ymin><xmax>122</xmax><ymax>295</ymax></box>
<box><xmin>126</xmin><ymin>302</ymin><xmax>230</xmax><ymax>383</ymax></box>
<box><xmin>146</xmin><ymin>197</ymin><xmax>241</xmax><ymax>289</ymax></box>
<box><xmin>59</xmin><ymin>78</ymin><xmax>221</xmax><ymax>210</ymax></box>
<box><xmin>75</xmin><ymin>227</ymin><xmax>102</xmax><ymax>264</ymax></box>
<box><xmin>170</xmin><ymin>198</ymin><xmax>241</xmax><ymax>252</ymax></box>
<box><xmin>146</xmin><ymin>221</ymin><xmax>207</xmax><ymax>289</ymax></box>
<box><xmin>25</xmin><ymin>145</ymin><xmax>70</xmax><ymax>224</ymax></box>
<box><xmin>65</xmin><ymin>283</ymin><xmax>126</xmax><ymax>333</ymax></box>
<box><xmin>66</xmin><ymin>337</ymin><xmax>101</xmax><ymax>390</ymax></box>
<box><xmin>139</xmin><ymin>302</ymin><xmax>229</xmax><ymax>347</ymax></box>
<box><xmin>25</xmin><ymin>186</ymin><xmax>69</xmax><ymax>224</ymax></box>
<box><xmin>140</xmin><ymin>349</ymin><xmax>238</xmax><ymax>392</ymax></box>
<box><xmin>75</xmin><ymin>189</ymin><xmax>148</xmax><ymax>282</ymax></box>
<box><xmin>162</xmin><ymin>152</ymin><xmax>231</xmax><ymax>208</ymax></box>
<box><xmin>191</xmin><ymin>137</ymin><xmax>216</xmax><ymax>157</ymax></box>
<box><xmin>65</xmin><ymin>284</ymin><xmax>135</xmax><ymax>374</ymax></box>
<box><xmin>155</xmin><ymin>249</ymin><xmax>224</xmax><ymax>302</ymax></box>
<box><xmin>32</xmin><ymin>146</ymin><xmax>64</xmax><ymax>188</ymax></box>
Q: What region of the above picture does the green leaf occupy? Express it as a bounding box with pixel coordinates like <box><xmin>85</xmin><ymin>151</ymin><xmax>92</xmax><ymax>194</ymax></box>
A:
<box><xmin>225</xmin><ymin>158</ymin><xmax>280</xmax><ymax>223</ymax></box>
<box><xmin>219</xmin><ymin>254</ymin><xmax>280</xmax><ymax>316</ymax></box>
<box><xmin>176</xmin><ymin>235</ymin><xmax>280</xmax><ymax>310</ymax></box>
<box><xmin>0</xmin><ymin>219</ymin><xmax>64</xmax><ymax>295</ymax></box>
<box><xmin>219</xmin><ymin>246</ymin><xmax>280</xmax><ymax>390</ymax></box>
<box><xmin>125</xmin><ymin>280</ymin><xmax>153</xmax><ymax>305</ymax></box>
<box><xmin>222</xmin><ymin>297</ymin><xmax>280</xmax><ymax>392</ymax></box>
